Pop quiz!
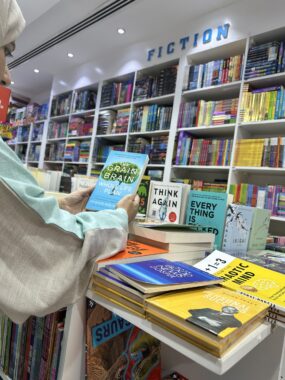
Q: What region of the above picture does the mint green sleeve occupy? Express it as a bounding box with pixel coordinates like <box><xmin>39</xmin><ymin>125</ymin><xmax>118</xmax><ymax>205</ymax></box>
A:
<box><xmin>0</xmin><ymin>138</ymin><xmax>128</xmax><ymax>323</ymax></box>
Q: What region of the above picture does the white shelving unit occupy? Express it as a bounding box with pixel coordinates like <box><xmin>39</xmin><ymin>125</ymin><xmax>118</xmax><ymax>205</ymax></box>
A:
<box><xmin>86</xmin><ymin>291</ymin><xmax>285</xmax><ymax>379</ymax></box>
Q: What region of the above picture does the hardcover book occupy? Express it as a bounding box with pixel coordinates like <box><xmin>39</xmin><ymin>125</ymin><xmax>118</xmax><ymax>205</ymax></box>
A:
<box><xmin>107</xmin><ymin>258</ymin><xmax>222</xmax><ymax>294</ymax></box>
<box><xmin>146</xmin><ymin>181</ymin><xmax>190</xmax><ymax>224</ymax></box>
<box><xmin>195</xmin><ymin>250</ymin><xmax>285</xmax><ymax>313</ymax></box>
<box><xmin>86</xmin><ymin>298</ymin><xmax>161</xmax><ymax>379</ymax></box>
<box><xmin>146</xmin><ymin>286</ymin><xmax>268</xmax><ymax>357</ymax></box>
<box><xmin>185</xmin><ymin>190</ymin><xmax>229</xmax><ymax>249</ymax></box>
<box><xmin>86</xmin><ymin>151</ymin><xmax>149</xmax><ymax>211</ymax></box>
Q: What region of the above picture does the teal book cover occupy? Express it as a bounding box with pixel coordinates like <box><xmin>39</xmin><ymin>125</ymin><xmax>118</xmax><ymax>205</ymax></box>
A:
<box><xmin>222</xmin><ymin>204</ymin><xmax>254</xmax><ymax>254</ymax></box>
<box><xmin>86</xmin><ymin>151</ymin><xmax>149</xmax><ymax>211</ymax></box>
<box><xmin>185</xmin><ymin>190</ymin><xmax>228</xmax><ymax>249</ymax></box>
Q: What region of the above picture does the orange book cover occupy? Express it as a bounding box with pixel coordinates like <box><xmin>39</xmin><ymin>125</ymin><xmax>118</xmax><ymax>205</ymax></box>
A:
<box><xmin>96</xmin><ymin>240</ymin><xmax>168</xmax><ymax>268</ymax></box>
<box><xmin>0</xmin><ymin>86</ymin><xmax>11</xmax><ymax>123</ymax></box>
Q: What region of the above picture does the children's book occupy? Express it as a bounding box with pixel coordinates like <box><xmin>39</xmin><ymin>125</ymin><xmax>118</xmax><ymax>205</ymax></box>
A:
<box><xmin>222</xmin><ymin>204</ymin><xmax>254</xmax><ymax>254</ymax></box>
<box><xmin>145</xmin><ymin>286</ymin><xmax>268</xmax><ymax>357</ymax></box>
<box><xmin>195</xmin><ymin>250</ymin><xmax>285</xmax><ymax>313</ymax></box>
<box><xmin>107</xmin><ymin>258</ymin><xmax>222</xmax><ymax>294</ymax></box>
<box><xmin>86</xmin><ymin>298</ymin><xmax>161</xmax><ymax>379</ymax></box>
<box><xmin>146</xmin><ymin>181</ymin><xmax>190</xmax><ymax>224</ymax></box>
<box><xmin>185</xmin><ymin>190</ymin><xmax>229</xmax><ymax>249</ymax></box>
<box><xmin>86</xmin><ymin>151</ymin><xmax>149</xmax><ymax>211</ymax></box>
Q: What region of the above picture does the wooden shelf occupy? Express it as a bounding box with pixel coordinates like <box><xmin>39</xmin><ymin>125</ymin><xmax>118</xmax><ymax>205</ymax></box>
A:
<box><xmin>129</xmin><ymin>130</ymin><xmax>170</xmax><ymax>137</ymax></box>
<box><xmin>44</xmin><ymin>160</ymin><xmax>64</xmax><ymax>164</ymax></box>
<box><xmin>245</xmin><ymin>72</ymin><xmax>285</xmax><ymax>87</ymax></box>
<box><xmin>270</xmin><ymin>216</ymin><xmax>285</xmax><ymax>222</ymax></box>
<box><xmin>96</xmin><ymin>133</ymin><xmax>127</xmax><ymax>142</ymax></box>
<box><xmin>86</xmin><ymin>291</ymin><xmax>272</xmax><ymax>376</ymax></box>
<box><xmin>64</xmin><ymin>161</ymin><xmax>88</xmax><ymax>165</ymax></box>
<box><xmin>47</xmin><ymin>137</ymin><xmax>67</xmax><ymax>142</ymax></box>
<box><xmin>70</xmin><ymin>109</ymin><xmax>95</xmax><ymax>117</ymax></box>
<box><xmin>49</xmin><ymin>114</ymin><xmax>70</xmax><ymax>120</ymax></box>
<box><xmin>67</xmin><ymin>135</ymin><xmax>92</xmax><ymax>140</ymax></box>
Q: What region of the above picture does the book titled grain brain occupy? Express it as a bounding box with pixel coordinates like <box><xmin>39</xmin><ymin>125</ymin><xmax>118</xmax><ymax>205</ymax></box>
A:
<box><xmin>86</xmin><ymin>151</ymin><xmax>149</xmax><ymax>211</ymax></box>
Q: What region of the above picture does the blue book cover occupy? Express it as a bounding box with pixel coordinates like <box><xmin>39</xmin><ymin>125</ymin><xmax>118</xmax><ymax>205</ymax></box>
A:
<box><xmin>86</xmin><ymin>150</ymin><xmax>149</xmax><ymax>211</ymax></box>
<box><xmin>185</xmin><ymin>190</ymin><xmax>228</xmax><ymax>249</ymax></box>
<box><xmin>108</xmin><ymin>258</ymin><xmax>221</xmax><ymax>290</ymax></box>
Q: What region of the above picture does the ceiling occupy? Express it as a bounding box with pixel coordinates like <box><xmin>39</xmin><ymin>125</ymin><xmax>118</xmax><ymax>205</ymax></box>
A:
<box><xmin>8</xmin><ymin>0</ymin><xmax>242</xmax><ymax>101</ymax></box>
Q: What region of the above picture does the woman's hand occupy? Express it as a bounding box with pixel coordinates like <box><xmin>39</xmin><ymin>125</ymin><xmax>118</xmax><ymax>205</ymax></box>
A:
<box><xmin>116</xmin><ymin>194</ymin><xmax>140</xmax><ymax>222</ymax></box>
<box><xmin>58</xmin><ymin>187</ymin><xmax>94</xmax><ymax>214</ymax></box>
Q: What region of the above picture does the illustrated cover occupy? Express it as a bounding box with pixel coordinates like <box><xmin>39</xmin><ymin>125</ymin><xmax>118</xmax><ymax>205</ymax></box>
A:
<box><xmin>86</xmin><ymin>151</ymin><xmax>149</xmax><ymax>211</ymax></box>
<box><xmin>222</xmin><ymin>204</ymin><xmax>254</xmax><ymax>254</ymax></box>
<box><xmin>247</xmin><ymin>208</ymin><xmax>271</xmax><ymax>251</ymax></box>
<box><xmin>146</xmin><ymin>181</ymin><xmax>189</xmax><ymax>224</ymax></box>
<box><xmin>107</xmin><ymin>258</ymin><xmax>222</xmax><ymax>294</ymax></box>
<box><xmin>137</xmin><ymin>176</ymin><xmax>151</xmax><ymax>217</ymax></box>
<box><xmin>146</xmin><ymin>286</ymin><xmax>268</xmax><ymax>339</ymax></box>
<box><xmin>195</xmin><ymin>250</ymin><xmax>285</xmax><ymax>312</ymax></box>
<box><xmin>185</xmin><ymin>190</ymin><xmax>228</xmax><ymax>249</ymax></box>
<box><xmin>96</xmin><ymin>239</ymin><xmax>169</xmax><ymax>269</ymax></box>
<box><xmin>86</xmin><ymin>298</ymin><xmax>161</xmax><ymax>380</ymax></box>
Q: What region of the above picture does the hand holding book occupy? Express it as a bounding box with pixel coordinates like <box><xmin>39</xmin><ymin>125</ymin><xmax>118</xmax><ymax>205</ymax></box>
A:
<box><xmin>116</xmin><ymin>194</ymin><xmax>140</xmax><ymax>222</ymax></box>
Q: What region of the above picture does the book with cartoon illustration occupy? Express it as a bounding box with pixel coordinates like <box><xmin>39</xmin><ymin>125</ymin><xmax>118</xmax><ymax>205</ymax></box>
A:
<box><xmin>145</xmin><ymin>286</ymin><xmax>268</xmax><ymax>357</ymax></box>
<box><xmin>86</xmin><ymin>298</ymin><xmax>161</xmax><ymax>379</ymax></box>
<box><xmin>195</xmin><ymin>250</ymin><xmax>285</xmax><ymax>313</ymax></box>
<box><xmin>86</xmin><ymin>150</ymin><xmax>149</xmax><ymax>211</ymax></box>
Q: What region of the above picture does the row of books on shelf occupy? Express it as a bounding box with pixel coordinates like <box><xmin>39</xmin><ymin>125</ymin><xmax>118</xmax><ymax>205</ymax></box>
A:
<box><xmin>64</xmin><ymin>141</ymin><xmax>91</xmax><ymax>162</ymax></box>
<box><xmin>234</xmin><ymin>137</ymin><xmax>285</xmax><ymax>167</ymax></box>
<box><xmin>245</xmin><ymin>40</ymin><xmax>285</xmax><ymax>79</ymax></box>
<box><xmin>9</xmin><ymin>102</ymin><xmax>49</xmax><ymax>126</ymax></box>
<box><xmin>97</xmin><ymin>108</ymin><xmax>129</xmax><ymax>135</ymax></box>
<box><xmin>51</xmin><ymin>88</ymin><xmax>96</xmax><ymax>117</ymax></box>
<box><xmin>240</xmin><ymin>84</ymin><xmax>285</xmax><ymax>122</ymax></box>
<box><xmin>183</xmin><ymin>54</ymin><xmax>243</xmax><ymax>90</ymax></box>
<box><xmin>229</xmin><ymin>183</ymin><xmax>285</xmax><ymax>217</ymax></box>
<box><xmin>175</xmin><ymin>134</ymin><xmax>233</xmax><ymax>166</ymax></box>
<box><xmin>100</xmin><ymin>79</ymin><xmax>133</xmax><ymax>107</ymax></box>
<box><xmin>0</xmin><ymin>309</ymin><xmax>65</xmax><ymax>380</ymax></box>
<box><xmin>134</xmin><ymin>65</ymin><xmax>177</xmax><ymax>101</ymax></box>
<box><xmin>7</xmin><ymin>123</ymin><xmax>44</xmax><ymax>145</ymax></box>
<box><xmin>178</xmin><ymin>98</ymin><xmax>238</xmax><ymax>128</ymax></box>
<box><xmin>131</xmin><ymin>105</ymin><xmax>173</xmax><ymax>132</ymax></box>
<box><xmin>128</xmin><ymin>135</ymin><xmax>168</xmax><ymax>164</ymax></box>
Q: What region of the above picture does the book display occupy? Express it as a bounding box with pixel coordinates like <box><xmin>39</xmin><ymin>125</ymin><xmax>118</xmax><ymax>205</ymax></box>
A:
<box><xmin>3</xmin><ymin>12</ymin><xmax>285</xmax><ymax>380</ymax></box>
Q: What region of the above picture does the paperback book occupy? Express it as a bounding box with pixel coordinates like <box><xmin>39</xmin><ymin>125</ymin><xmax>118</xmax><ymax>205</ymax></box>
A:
<box><xmin>86</xmin><ymin>150</ymin><xmax>149</xmax><ymax>211</ymax></box>
<box><xmin>107</xmin><ymin>258</ymin><xmax>222</xmax><ymax>294</ymax></box>
<box><xmin>86</xmin><ymin>298</ymin><xmax>161</xmax><ymax>379</ymax></box>
<box><xmin>146</xmin><ymin>181</ymin><xmax>190</xmax><ymax>224</ymax></box>
<box><xmin>185</xmin><ymin>190</ymin><xmax>229</xmax><ymax>249</ymax></box>
<box><xmin>195</xmin><ymin>250</ymin><xmax>285</xmax><ymax>315</ymax></box>
<box><xmin>145</xmin><ymin>286</ymin><xmax>268</xmax><ymax>357</ymax></box>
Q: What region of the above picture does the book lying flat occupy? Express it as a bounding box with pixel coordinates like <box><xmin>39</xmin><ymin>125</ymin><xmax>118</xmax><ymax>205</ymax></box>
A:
<box><xmin>146</xmin><ymin>286</ymin><xmax>268</xmax><ymax>357</ymax></box>
<box><xmin>107</xmin><ymin>259</ymin><xmax>222</xmax><ymax>294</ymax></box>
<box><xmin>96</xmin><ymin>239</ymin><xmax>207</xmax><ymax>270</ymax></box>
<box><xmin>195</xmin><ymin>250</ymin><xmax>285</xmax><ymax>314</ymax></box>
<box><xmin>128</xmin><ymin>222</ymin><xmax>215</xmax><ymax>244</ymax></box>
<box><xmin>86</xmin><ymin>150</ymin><xmax>149</xmax><ymax>211</ymax></box>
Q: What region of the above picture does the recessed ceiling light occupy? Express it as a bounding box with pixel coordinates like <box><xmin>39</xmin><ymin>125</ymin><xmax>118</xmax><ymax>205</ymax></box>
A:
<box><xmin>34</xmin><ymin>69</ymin><xmax>40</xmax><ymax>73</ymax></box>
<box><xmin>11</xmin><ymin>81</ymin><xmax>14</xmax><ymax>85</ymax></box>
<box><xmin>117</xmin><ymin>28</ymin><xmax>126</xmax><ymax>35</ymax></box>
<box><xmin>67</xmin><ymin>52</ymin><xmax>74</xmax><ymax>58</ymax></box>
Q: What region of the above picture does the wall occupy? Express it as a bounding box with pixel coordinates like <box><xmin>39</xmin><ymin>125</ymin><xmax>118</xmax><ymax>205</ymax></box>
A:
<box><xmin>51</xmin><ymin>0</ymin><xmax>285</xmax><ymax>95</ymax></box>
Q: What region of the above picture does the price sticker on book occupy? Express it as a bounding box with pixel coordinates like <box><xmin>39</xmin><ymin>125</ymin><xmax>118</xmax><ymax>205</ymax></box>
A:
<box><xmin>195</xmin><ymin>250</ymin><xmax>235</xmax><ymax>274</ymax></box>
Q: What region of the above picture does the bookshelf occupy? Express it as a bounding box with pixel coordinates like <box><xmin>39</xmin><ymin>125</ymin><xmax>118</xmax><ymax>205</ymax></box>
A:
<box><xmin>86</xmin><ymin>291</ymin><xmax>285</xmax><ymax>379</ymax></box>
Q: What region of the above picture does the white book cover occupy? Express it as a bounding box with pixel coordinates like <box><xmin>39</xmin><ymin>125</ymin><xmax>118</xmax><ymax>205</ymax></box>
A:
<box><xmin>146</xmin><ymin>181</ymin><xmax>189</xmax><ymax>224</ymax></box>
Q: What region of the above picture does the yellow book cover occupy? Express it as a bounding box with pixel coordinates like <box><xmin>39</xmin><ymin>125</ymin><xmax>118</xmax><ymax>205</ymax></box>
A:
<box><xmin>146</xmin><ymin>286</ymin><xmax>267</xmax><ymax>340</ymax></box>
<box><xmin>195</xmin><ymin>250</ymin><xmax>285</xmax><ymax>312</ymax></box>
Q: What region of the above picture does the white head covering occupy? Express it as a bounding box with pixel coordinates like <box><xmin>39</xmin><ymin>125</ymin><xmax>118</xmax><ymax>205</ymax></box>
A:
<box><xmin>0</xmin><ymin>0</ymin><xmax>25</xmax><ymax>48</ymax></box>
